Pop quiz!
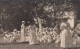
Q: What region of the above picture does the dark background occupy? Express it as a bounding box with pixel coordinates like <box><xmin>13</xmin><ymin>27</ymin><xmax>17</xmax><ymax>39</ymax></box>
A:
<box><xmin>0</xmin><ymin>0</ymin><xmax>79</xmax><ymax>31</ymax></box>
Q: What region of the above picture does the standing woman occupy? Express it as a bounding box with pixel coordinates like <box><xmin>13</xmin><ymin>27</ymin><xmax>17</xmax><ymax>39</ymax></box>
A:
<box><xmin>20</xmin><ymin>21</ymin><xmax>26</xmax><ymax>42</ymax></box>
<box><xmin>60</xmin><ymin>18</ymin><xmax>73</xmax><ymax>49</ymax></box>
<box><xmin>29</xmin><ymin>24</ymin><xmax>39</xmax><ymax>45</ymax></box>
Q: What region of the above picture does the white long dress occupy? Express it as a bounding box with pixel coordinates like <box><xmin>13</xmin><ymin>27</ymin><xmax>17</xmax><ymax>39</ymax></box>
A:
<box><xmin>29</xmin><ymin>25</ymin><xmax>39</xmax><ymax>45</ymax></box>
<box><xmin>20</xmin><ymin>24</ymin><xmax>25</xmax><ymax>42</ymax></box>
<box><xmin>60</xmin><ymin>22</ymin><xmax>73</xmax><ymax>48</ymax></box>
<box><xmin>60</xmin><ymin>29</ymin><xmax>73</xmax><ymax>48</ymax></box>
<box><xmin>29</xmin><ymin>32</ymin><xmax>39</xmax><ymax>45</ymax></box>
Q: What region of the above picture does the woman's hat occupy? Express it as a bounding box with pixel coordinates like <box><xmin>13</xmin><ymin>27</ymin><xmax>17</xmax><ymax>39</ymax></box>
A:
<box><xmin>13</xmin><ymin>29</ymin><xmax>17</xmax><ymax>32</ymax></box>
<box><xmin>22</xmin><ymin>21</ymin><xmax>25</xmax><ymax>24</ymax></box>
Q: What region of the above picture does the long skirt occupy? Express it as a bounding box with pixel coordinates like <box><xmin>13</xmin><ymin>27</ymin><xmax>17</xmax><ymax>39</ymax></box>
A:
<box><xmin>29</xmin><ymin>32</ymin><xmax>39</xmax><ymax>45</ymax></box>
<box><xmin>20</xmin><ymin>29</ymin><xmax>25</xmax><ymax>42</ymax></box>
<box><xmin>60</xmin><ymin>29</ymin><xmax>73</xmax><ymax>48</ymax></box>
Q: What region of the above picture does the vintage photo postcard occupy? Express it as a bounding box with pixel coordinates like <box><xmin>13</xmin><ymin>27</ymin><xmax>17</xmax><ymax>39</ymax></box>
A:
<box><xmin>0</xmin><ymin>0</ymin><xmax>79</xmax><ymax>49</ymax></box>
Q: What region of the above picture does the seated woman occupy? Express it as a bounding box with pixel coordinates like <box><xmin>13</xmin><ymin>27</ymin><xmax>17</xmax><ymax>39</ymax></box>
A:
<box><xmin>47</xmin><ymin>30</ymin><xmax>53</xmax><ymax>43</ymax></box>
<box><xmin>3</xmin><ymin>31</ymin><xmax>11</xmax><ymax>43</ymax></box>
<box><xmin>74</xmin><ymin>23</ymin><xmax>80</xmax><ymax>47</ymax></box>
<box><xmin>42</xmin><ymin>31</ymin><xmax>48</xmax><ymax>43</ymax></box>
<box><xmin>9</xmin><ymin>29</ymin><xmax>18</xmax><ymax>43</ymax></box>
<box><xmin>52</xmin><ymin>27</ymin><xmax>59</xmax><ymax>42</ymax></box>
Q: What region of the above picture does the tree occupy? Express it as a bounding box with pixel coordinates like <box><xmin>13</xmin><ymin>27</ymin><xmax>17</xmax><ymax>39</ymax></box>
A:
<box><xmin>0</xmin><ymin>0</ymin><xmax>76</xmax><ymax>31</ymax></box>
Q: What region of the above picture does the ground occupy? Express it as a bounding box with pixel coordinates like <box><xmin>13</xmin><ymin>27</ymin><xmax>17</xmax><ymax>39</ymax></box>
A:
<box><xmin>0</xmin><ymin>42</ymin><xmax>60</xmax><ymax>49</ymax></box>
<box><xmin>0</xmin><ymin>42</ymin><xmax>80</xmax><ymax>49</ymax></box>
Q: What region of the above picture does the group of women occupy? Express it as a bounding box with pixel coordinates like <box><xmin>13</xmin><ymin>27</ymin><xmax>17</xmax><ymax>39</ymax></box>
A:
<box><xmin>0</xmin><ymin>18</ymin><xmax>80</xmax><ymax>49</ymax></box>
<box><xmin>25</xmin><ymin>24</ymin><xmax>60</xmax><ymax>45</ymax></box>
<box><xmin>60</xmin><ymin>18</ymin><xmax>80</xmax><ymax>49</ymax></box>
<box><xmin>3</xmin><ymin>29</ymin><xmax>20</xmax><ymax>43</ymax></box>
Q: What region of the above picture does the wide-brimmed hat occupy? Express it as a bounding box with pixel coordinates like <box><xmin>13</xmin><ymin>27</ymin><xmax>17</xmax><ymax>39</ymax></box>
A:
<box><xmin>61</xmin><ymin>16</ymin><xmax>69</xmax><ymax>19</ymax></box>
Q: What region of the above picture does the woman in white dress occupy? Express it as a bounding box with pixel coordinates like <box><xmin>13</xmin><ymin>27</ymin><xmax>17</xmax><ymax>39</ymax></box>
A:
<box><xmin>29</xmin><ymin>25</ymin><xmax>39</xmax><ymax>45</ymax></box>
<box><xmin>42</xmin><ymin>31</ymin><xmax>48</xmax><ymax>43</ymax></box>
<box><xmin>11</xmin><ymin>29</ymin><xmax>18</xmax><ymax>42</ymax></box>
<box><xmin>47</xmin><ymin>31</ymin><xmax>53</xmax><ymax>43</ymax></box>
<box><xmin>75</xmin><ymin>23</ymin><xmax>80</xmax><ymax>48</ymax></box>
<box><xmin>3</xmin><ymin>32</ymin><xmax>10</xmax><ymax>43</ymax></box>
<box><xmin>20</xmin><ymin>21</ymin><xmax>26</xmax><ymax>42</ymax></box>
<box><xmin>60</xmin><ymin>18</ymin><xmax>73</xmax><ymax>49</ymax></box>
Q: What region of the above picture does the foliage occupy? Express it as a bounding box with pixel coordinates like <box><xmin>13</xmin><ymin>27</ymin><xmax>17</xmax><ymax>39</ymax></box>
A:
<box><xmin>0</xmin><ymin>0</ymin><xmax>76</xmax><ymax>31</ymax></box>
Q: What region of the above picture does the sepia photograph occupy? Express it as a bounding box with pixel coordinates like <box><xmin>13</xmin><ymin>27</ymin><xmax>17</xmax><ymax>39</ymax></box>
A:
<box><xmin>0</xmin><ymin>0</ymin><xmax>80</xmax><ymax>49</ymax></box>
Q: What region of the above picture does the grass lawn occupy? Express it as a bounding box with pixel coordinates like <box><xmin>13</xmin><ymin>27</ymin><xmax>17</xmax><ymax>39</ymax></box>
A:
<box><xmin>0</xmin><ymin>42</ymin><xmax>61</xmax><ymax>49</ymax></box>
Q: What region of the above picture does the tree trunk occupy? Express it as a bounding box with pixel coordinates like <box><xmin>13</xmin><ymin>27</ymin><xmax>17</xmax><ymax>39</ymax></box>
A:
<box><xmin>38</xmin><ymin>17</ymin><xmax>42</xmax><ymax>33</ymax></box>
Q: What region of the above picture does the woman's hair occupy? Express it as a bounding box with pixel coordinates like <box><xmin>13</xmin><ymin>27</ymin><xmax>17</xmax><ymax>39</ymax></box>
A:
<box><xmin>62</xmin><ymin>18</ymin><xmax>68</xmax><ymax>22</ymax></box>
